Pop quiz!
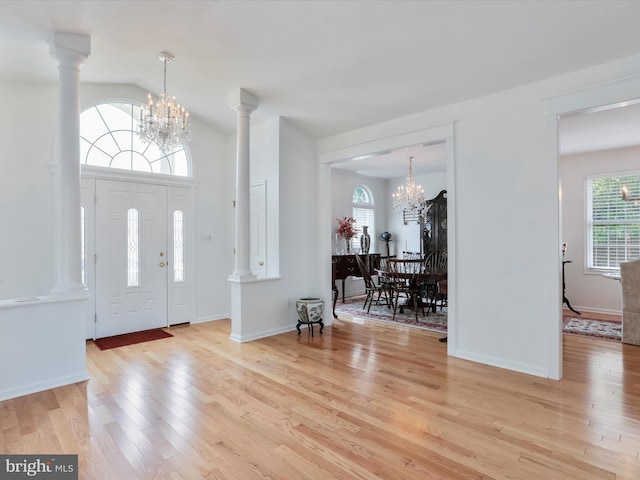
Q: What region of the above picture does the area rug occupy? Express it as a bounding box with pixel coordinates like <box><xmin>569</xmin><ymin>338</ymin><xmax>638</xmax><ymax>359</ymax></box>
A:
<box><xmin>93</xmin><ymin>328</ymin><xmax>173</xmax><ymax>350</ymax></box>
<box><xmin>337</xmin><ymin>295</ymin><xmax>622</xmax><ymax>342</ymax></box>
<box><xmin>562</xmin><ymin>316</ymin><xmax>621</xmax><ymax>342</ymax></box>
<box><xmin>334</xmin><ymin>294</ymin><xmax>448</xmax><ymax>333</ymax></box>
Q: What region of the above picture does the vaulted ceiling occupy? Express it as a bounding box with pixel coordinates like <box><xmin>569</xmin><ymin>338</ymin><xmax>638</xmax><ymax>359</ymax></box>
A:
<box><xmin>2</xmin><ymin>0</ymin><xmax>640</xmax><ymax>177</ymax></box>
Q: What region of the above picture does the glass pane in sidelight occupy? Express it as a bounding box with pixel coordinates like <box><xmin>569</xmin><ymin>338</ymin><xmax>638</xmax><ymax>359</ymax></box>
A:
<box><xmin>127</xmin><ymin>208</ymin><xmax>139</xmax><ymax>287</ymax></box>
<box><xmin>81</xmin><ymin>206</ymin><xmax>85</xmax><ymax>285</ymax></box>
<box><xmin>173</xmin><ymin>210</ymin><xmax>184</xmax><ymax>282</ymax></box>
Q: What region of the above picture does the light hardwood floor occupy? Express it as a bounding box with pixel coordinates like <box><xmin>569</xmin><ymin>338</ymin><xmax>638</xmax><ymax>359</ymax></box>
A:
<box><xmin>1</xmin><ymin>317</ymin><xmax>639</xmax><ymax>479</ymax></box>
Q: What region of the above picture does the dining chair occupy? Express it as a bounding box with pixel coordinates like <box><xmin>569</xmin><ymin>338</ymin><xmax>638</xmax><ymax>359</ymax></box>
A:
<box><xmin>423</xmin><ymin>249</ymin><xmax>448</xmax><ymax>312</ymax></box>
<box><xmin>379</xmin><ymin>255</ymin><xmax>397</xmax><ymax>271</ymax></box>
<box><xmin>355</xmin><ymin>254</ymin><xmax>389</xmax><ymax>313</ymax></box>
<box><xmin>377</xmin><ymin>255</ymin><xmax>396</xmax><ymax>296</ymax></box>
<box><xmin>424</xmin><ymin>249</ymin><xmax>447</xmax><ymax>271</ymax></box>
<box><xmin>433</xmin><ymin>279</ymin><xmax>448</xmax><ymax>311</ymax></box>
<box><xmin>388</xmin><ymin>258</ymin><xmax>425</xmax><ymax>321</ymax></box>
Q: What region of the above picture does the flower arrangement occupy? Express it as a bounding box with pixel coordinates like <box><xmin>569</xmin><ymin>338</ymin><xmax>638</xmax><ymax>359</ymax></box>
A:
<box><xmin>336</xmin><ymin>216</ymin><xmax>357</xmax><ymax>239</ymax></box>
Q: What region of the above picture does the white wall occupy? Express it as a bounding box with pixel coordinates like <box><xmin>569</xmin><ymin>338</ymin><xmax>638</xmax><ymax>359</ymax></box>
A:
<box><xmin>5</xmin><ymin>48</ymin><xmax>640</xmax><ymax>391</ymax></box>
<box><xmin>0</xmin><ymin>83</ymin><xmax>57</xmax><ymax>299</ymax></box>
<box><xmin>560</xmin><ymin>145</ymin><xmax>640</xmax><ymax>314</ymax></box>
<box><xmin>0</xmin><ymin>81</ymin><xmax>233</xmax><ymax>322</ymax></box>
<box><xmin>319</xmin><ymin>53</ymin><xmax>640</xmax><ymax>379</ymax></box>
<box><xmin>82</xmin><ymin>84</ymin><xmax>234</xmax><ymax>324</ymax></box>
<box><xmin>331</xmin><ymin>169</ymin><xmax>387</xmax><ymax>298</ymax></box>
<box><xmin>251</xmin><ymin>117</ymin><xmax>280</xmax><ymax>277</ymax></box>
<box><xmin>279</xmin><ymin>117</ymin><xmax>319</xmax><ymax>308</ymax></box>
<box><xmin>230</xmin><ymin>117</ymin><xmax>319</xmax><ymax>341</ymax></box>
<box><xmin>0</xmin><ymin>296</ymin><xmax>88</xmax><ymax>400</ymax></box>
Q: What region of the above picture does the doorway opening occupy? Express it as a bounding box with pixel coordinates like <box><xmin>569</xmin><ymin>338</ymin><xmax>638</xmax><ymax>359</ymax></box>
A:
<box><xmin>558</xmin><ymin>100</ymin><xmax>640</xmax><ymax>326</ymax></box>
<box><xmin>318</xmin><ymin>122</ymin><xmax>456</xmax><ymax>347</ymax></box>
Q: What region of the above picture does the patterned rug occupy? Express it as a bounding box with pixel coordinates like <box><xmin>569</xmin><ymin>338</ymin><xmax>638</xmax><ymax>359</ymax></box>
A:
<box><xmin>562</xmin><ymin>316</ymin><xmax>622</xmax><ymax>342</ymax></box>
<box><xmin>337</xmin><ymin>295</ymin><xmax>622</xmax><ymax>342</ymax></box>
<box><xmin>334</xmin><ymin>294</ymin><xmax>448</xmax><ymax>333</ymax></box>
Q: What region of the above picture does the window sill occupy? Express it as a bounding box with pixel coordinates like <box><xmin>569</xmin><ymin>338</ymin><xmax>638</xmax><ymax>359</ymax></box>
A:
<box><xmin>584</xmin><ymin>268</ymin><xmax>620</xmax><ymax>276</ymax></box>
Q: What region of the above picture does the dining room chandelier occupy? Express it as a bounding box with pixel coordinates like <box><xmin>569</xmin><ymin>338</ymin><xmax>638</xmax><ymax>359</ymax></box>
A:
<box><xmin>392</xmin><ymin>156</ymin><xmax>425</xmax><ymax>212</ymax></box>
<box><xmin>138</xmin><ymin>51</ymin><xmax>191</xmax><ymax>152</ymax></box>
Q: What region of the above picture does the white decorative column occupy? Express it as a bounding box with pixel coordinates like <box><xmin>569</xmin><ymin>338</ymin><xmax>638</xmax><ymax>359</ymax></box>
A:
<box><xmin>229</xmin><ymin>88</ymin><xmax>259</xmax><ymax>281</ymax></box>
<box><xmin>1</xmin><ymin>32</ymin><xmax>92</xmax><ymax>401</ymax></box>
<box><xmin>49</xmin><ymin>32</ymin><xmax>91</xmax><ymax>295</ymax></box>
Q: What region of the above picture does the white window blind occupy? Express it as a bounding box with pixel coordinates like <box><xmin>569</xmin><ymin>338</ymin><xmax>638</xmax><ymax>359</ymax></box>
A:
<box><xmin>587</xmin><ymin>174</ymin><xmax>640</xmax><ymax>271</ymax></box>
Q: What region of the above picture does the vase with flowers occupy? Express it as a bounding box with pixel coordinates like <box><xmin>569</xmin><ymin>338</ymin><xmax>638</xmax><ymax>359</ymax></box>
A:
<box><xmin>336</xmin><ymin>216</ymin><xmax>357</xmax><ymax>254</ymax></box>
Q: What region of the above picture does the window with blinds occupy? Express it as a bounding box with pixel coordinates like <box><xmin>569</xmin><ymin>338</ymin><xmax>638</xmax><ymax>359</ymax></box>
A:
<box><xmin>587</xmin><ymin>173</ymin><xmax>640</xmax><ymax>271</ymax></box>
<box><xmin>352</xmin><ymin>185</ymin><xmax>375</xmax><ymax>253</ymax></box>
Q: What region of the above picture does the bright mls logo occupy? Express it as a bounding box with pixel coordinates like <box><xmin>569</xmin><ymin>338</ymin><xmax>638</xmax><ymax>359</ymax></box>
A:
<box><xmin>0</xmin><ymin>455</ymin><xmax>77</xmax><ymax>479</ymax></box>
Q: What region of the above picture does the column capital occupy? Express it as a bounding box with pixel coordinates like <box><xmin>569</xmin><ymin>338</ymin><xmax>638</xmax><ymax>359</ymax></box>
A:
<box><xmin>229</xmin><ymin>88</ymin><xmax>259</xmax><ymax>113</ymax></box>
<box><xmin>49</xmin><ymin>32</ymin><xmax>91</xmax><ymax>65</ymax></box>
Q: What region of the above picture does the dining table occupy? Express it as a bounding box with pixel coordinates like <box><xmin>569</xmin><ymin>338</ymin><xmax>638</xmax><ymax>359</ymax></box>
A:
<box><xmin>375</xmin><ymin>265</ymin><xmax>447</xmax><ymax>314</ymax></box>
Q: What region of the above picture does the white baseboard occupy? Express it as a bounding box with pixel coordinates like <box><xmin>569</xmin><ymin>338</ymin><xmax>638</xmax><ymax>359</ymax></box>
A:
<box><xmin>194</xmin><ymin>313</ymin><xmax>230</xmax><ymax>324</ymax></box>
<box><xmin>451</xmin><ymin>348</ymin><xmax>549</xmax><ymax>379</ymax></box>
<box><xmin>571</xmin><ymin>305</ymin><xmax>622</xmax><ymax>316</ymax></box>
<box><xmin>0</xmin><ymin>371</ymin><xmax>89</xmax><ymax>402</ymax></box>
<box><xmin>230</xmin><ymin>324</ymin><xmax>299</xmax><ymax>343</ymax></box>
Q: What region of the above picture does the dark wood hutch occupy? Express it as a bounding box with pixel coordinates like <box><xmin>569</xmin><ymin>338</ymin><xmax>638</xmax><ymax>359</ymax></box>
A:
<box><xmin>402</xmin><ymin>189</ymin><xmax>448</xmax><ymax>256</ymax></box>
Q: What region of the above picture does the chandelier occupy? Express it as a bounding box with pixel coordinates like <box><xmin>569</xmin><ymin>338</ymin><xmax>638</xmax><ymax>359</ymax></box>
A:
<box><xmin>392</xmin><ymin>156</ymin><xmax>425</xmax><ymax>212</ymax></box>
<box><xmin>138</xmin><ymin>52</ymin><xmax>191</xmax><ymax>152</ymax></box>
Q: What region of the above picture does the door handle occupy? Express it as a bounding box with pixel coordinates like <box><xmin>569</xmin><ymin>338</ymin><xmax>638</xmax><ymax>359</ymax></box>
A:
<box><xmin>159</xmin><ymin>262</ymin><xmax>166</xmax><ymax>267</ymax></box>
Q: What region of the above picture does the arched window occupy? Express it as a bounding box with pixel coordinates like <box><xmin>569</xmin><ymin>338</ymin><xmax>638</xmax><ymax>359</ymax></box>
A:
<box><xmin>352</xmin><ymin>185</ymin><xmax>375</xmax><ymax>253</ymax></box>
<box><xmin>80</xmin><ymin>101</ymin><xmax>191</xmax><ymax>176</ymax></box>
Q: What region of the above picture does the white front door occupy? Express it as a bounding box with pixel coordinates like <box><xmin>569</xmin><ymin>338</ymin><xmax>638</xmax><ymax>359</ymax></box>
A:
<box><xmin>95</xmin><ymin>179</ymin><xmax>168</xmax><ymax>338</ymax></box>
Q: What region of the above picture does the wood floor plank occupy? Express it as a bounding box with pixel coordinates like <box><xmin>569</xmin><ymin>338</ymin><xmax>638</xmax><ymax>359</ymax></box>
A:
<box><xmin>2</xmin><ymin>317</ymin><xmax>640</xmax><ymax>479</ymax></box>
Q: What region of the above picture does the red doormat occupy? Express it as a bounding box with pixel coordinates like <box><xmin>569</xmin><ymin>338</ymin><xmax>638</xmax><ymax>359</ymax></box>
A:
<box><xmin>93</xmin><ymin>328</ymin><xmax>173</xmax><ymax>350</ymax></box>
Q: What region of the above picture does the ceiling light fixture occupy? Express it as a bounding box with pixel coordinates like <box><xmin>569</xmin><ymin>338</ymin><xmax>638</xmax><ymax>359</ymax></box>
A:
<box><xmin>392</xmin><ymin>156</ymin><xmax>425</xmax><ymax>212</ymax></box>
<box><xmin>138</xmin><ymin>51</ymin><xmax>191</xmax><ymax>152</ymax></box>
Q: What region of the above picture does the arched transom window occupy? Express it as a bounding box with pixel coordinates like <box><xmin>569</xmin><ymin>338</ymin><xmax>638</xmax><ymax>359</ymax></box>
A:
<box><xmin>352</xmin><ymin>185</ymin><xmax>375</xmax><ymax>253</ymax></box>
<box><xmin>80</xmin><ymin>101</ymin><xmax>191</xmax><ymax>177</ymax></box>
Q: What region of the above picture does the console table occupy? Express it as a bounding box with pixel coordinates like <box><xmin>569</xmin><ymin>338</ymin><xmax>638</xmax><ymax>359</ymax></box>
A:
<box><xmin>332</xmin><ymin>254</ymin><xmax>381</xmax><ymax>305</ymax></box>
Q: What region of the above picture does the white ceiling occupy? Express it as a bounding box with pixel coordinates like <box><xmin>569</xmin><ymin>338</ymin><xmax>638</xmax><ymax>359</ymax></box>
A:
<box><xmin>2</xmin><ymin>0</ymin><xmax>640</xmax><ymax>178</ymax></box>
<box><xmin>331</xmin><ymin>142</ymin><xmax>448</xmax><ymax>179</ymax></box>
<box><xmin>559</xmin><ymin>101</ymin><xmax>640</xmax><ymax>156</ymax></box>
